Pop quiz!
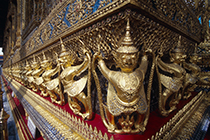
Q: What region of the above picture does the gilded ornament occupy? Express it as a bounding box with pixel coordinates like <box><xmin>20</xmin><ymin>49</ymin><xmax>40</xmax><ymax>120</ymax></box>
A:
<box><xmin>41</xmin><ymin>51</ymin><xmax>64</xmax><ymax>105</ymax></box>
<box><xmin>31</xmin><ymin>56</ymin><xmax>44</xmax><ymax>92</ymax></box>
<box><xmin>66</xmin><ymin>0</ymin><xmax>95</xmax><ymax>26</ymax></box>
<box><xmin>25</xmin><ymin>59</ymin><xmax>36</xmax><ymax>90</ymax></box>
<box><xmin>39</xmin><ymin>52</ymin><xmax>57</xmax><ymax>103</ymax></box>
<box><xmin>156</xmin><ymin>36</ymin><xmax>186</xmax><ymax>116</ymax></box>
<box><xmin>182</xmin><ymin>45</ymin><xmax>201</xmax><ymax>99</ymax></box>
<box><xmin>60</xmin><ymin>38</ymin><xmax>92</xmax><ymax>120</ymax></box>
<box><xmin>22</xmin><ymin>61</ymin><xmax>30</xmax><ymax>87</ymax></box>
<box><xmin>92</xmin><ymin>19</ymin><xmax>154</xmax><ymax>133</ymax></box>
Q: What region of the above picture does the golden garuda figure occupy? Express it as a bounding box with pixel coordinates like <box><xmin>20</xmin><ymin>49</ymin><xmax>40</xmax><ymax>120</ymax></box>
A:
<box><xmin>59</xmin><ymin>38</ymin><xmax>92</xmax><ymax>120</ymax></box>
<box><xmin>10</xmin><ymin>64</ymin><xmax>15</xmax><ymax>79</ymax></box>
<box><xmin>39</xmin><ymin>52</ymin><xmax>59</xmax><ymax>104</ymax></box>
<box><xmin>182</xmin><ymin>45</ymin><xmax>201</xmax><ymax>99</ymax></box>
<box><xmin>92</xmin><ymin>19</ymin><xmax>154</xmax><ymax>133</ymax></box>
<box><xmin>38</xmin><ymin>52</ymin><xmax>50</xmax><ymax>96</ymax></box>
<box><xmin>22</xmin><ymin>61</ymin><xmax>30</xmax><ymax>86</ymax></box>
<box><xmin>156</xmin><ymin>36</ymin><xmax>186</xmax><ymax>116</ymax></box>
<box><xmin>42</xmin><ymin>50</ymin><xmax>64</xmax><ymax>105</ymax></box>
<box><xmin>32</xmin><ymin>56</ymin><xmax>44</xmax><ymax>92</ymax></box>
<box><xmin>30</xmin><ymin>56</ymin><xmax>40</xmax><ymax>91</ymax></box>
<box><xmin>14</xmin><ymin>63</ymin><xmax>21</xmax><ymax>82</ymax></box>
<box><xmin>197</xmin><ymin>35</ymin><xmax>210</xmax><ymax>87</ymax></box>
<box><xmin>12</xmin><ymin>64</ymin><xmax>19</xmax><ymax>80</ymax></box>
<box><xmin>25</xmin><ymin>59</ymin><xmax>36</xmax><ymax>90</ymax></box>
<box><xmin>19</xmin><ymin>62</ymin><xmax>25</xmax><ymax>84</ymax></box>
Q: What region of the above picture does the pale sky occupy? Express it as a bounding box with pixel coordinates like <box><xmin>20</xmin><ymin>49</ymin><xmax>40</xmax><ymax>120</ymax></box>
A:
<box><xmin>0</xmin><ymin>48</ymin><xmax>3</xmax><ymax>55</ymax></box>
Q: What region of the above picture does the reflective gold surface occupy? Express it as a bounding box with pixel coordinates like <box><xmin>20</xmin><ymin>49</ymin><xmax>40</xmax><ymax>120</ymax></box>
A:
<box><xmin>39</xmin><ymin>52</ymin><xmax>59</xmax><ymax>104</ymax></box>
<box><xmin>92</xmin><ymin>19</ymin><xmax>154</xmax><ymax>133</ymax></box>
<box><xmin>182</xmin><ymin>46</ymin><xmax>202</xmax><ymax>99</ymax></box>
<box><xmin>60</xmin><ymin>38</ymin><xmax>92</xmax><ymax>119</ymax></box>
<box><xmin>156</xmin><ymin>36</ymin><xmax>186</xmax><ymax>116</ymax></box>
<box><xmin>42</xmin><ymin>52</ymin><xmax>64</xmax><ymax>105</ymax></box>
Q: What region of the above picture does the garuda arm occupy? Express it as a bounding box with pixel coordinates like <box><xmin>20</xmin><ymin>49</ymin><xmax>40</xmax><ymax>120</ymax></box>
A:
<box><xmin>183</xmin><ymin>62</ymin><xmax>194</xmax><ymax>72</ymax></box>
<box><xmin>74</xmin><ymin>51</ymin><xmax>91</xmax><ymax>77</ymax></box>
<box><xmin>157</xmin><ymin>57</ymin><xmax>176</xmax><ymax>74</ymax></box>
<box><xmin>97</xmin><ymin>59</ymin><xmax>112</xmax><ymax>81</ymax></box>
<box><xmin>183</xmin><ymin>61</ymin><xmax>201</xmax><ymax>73</ymax></box>
<box><xmin>60</xmin><ymin>51</ymin><xmax>90</xmax><ymax>80</ymax></box>
<box><xmin>50</xmin><ymin>65</ymin><xmax>60</xmax><ymax>77</ymax></box>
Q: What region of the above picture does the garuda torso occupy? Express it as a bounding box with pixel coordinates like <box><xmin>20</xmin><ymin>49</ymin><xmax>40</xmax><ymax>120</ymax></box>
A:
<box><xmin>100</xmin><ymin>62</ymin><xmax>148</xmax><ymax>116</ymax></box>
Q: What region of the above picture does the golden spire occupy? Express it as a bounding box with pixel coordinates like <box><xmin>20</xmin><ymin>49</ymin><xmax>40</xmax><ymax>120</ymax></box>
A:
<box><xmin>60</xmin><ymin>38</ymin><xmax>67</xmax><ymax>53</ymax></box>
<box><xmin>59</xmin><ymin>38</ymin><xmax>69</xmax><ymax>57</ymax></box>
<box><xmin>32</xmin><ymin>55</ymin><xmax>38</xmax><ymax>67</ymax></box>
<box><xmin>171</xmin><ymin>36</ymin><xmax>184</xmax><ymax>53</ymax></box>
<box><xmin>122</xmin><ymin>18</ymin><xmax>133</xmax><ymax>47</ymax></box>
<box><xmin>43</xmin><ymin>52</ymin><xmax>46</xmax><ymax>61</ymax></box>
<box><xmin>42</xmin><ymin>51</ymin><xmax>49</xmax><ymax>64</ymax></box>
<box><xmin>116</xmin><ymin>18</ymin><xmax>138</xmax><ymax>53</ymax></box>
<box><xmin>26</xmin><ymin>60</ymin><xmax>29</xmax><ymax>67</ymax></box>
<box><xmin>33</xmin><ymin>55</ymin><xmax>36</xmax><ymax>62</ymax></box>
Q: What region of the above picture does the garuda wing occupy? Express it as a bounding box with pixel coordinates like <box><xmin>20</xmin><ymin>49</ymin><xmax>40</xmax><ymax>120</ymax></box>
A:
<box><xmin>63</xmin><ymin>75</ymin><xmax>88</xmax><ymax>97</ymax></box>
<box><xmin>45</xmin><ymin>78</ymin><xmax>59</xmax><ymax>90</ymax></box>
<box><xmin>34</xmin><ymin>77</ymin><xmax>44</xmax><ymax>85</ymax></box>
<box><xmin>160</xmin><ymin>74</ymin><xmax>182</xmax><ymax>92</ymax></box>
